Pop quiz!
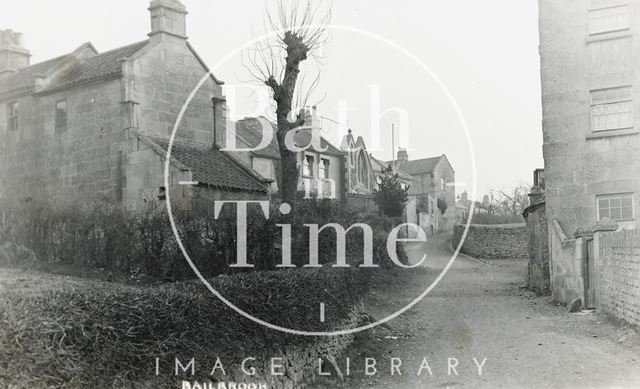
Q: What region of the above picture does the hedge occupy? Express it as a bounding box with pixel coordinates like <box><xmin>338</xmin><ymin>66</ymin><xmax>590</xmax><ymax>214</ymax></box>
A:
<box><xmin>0</xmin><ymin>198</ymin><xmax>407</xmax><ymax>281</ymax></box>
<box><xmin>0</xmin><ymin>267</ymin><xmax>371</xmax><ymax>388</ymax></box>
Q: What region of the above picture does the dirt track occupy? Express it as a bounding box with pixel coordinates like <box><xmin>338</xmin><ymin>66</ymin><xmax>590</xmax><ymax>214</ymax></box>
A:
<box><xmin>1</xmin><ymin>236</ymin><xmax>639</xmax><ymax>389</ymax></box>
<box><xmin>321</xmin><ymin>234</ymin><xmax>640</xmax><ymax>389</ymax></box>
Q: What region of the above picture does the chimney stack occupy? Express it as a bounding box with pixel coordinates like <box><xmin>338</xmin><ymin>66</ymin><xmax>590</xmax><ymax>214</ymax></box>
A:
<box><xmin>148</xmin><ymin>0</ymin><xmax>188</xmax><ymax>41</ymax></box>
<box><xmin>397</xmin><ymin>147</ymin><xmax>409</xmax><ymax>162</ymax></box>
<box><xmin>460</xmin><ymin>190</ymin><xmax>468</xmax><ymax>202</ymax></box>
<box><xmin>0</xmin><ymin>30</ymin><xmax>30</xmax><ymax>78</ymax></box>
<box><xmin>301</xmin><ymin>106</ymin><xmax>320</xmax><ymax>131</ymax></box>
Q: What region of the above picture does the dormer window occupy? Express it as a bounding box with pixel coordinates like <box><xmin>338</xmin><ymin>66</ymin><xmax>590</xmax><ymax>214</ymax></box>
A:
<box><xmin>7</xmin><ymin>102</ymin><xmax>18</xmax><ymax>131</ymax></box>
<box><xmin>55</xmin><ymin>99</ymin><xmax>67</xmax><ymax>133</ymax></box>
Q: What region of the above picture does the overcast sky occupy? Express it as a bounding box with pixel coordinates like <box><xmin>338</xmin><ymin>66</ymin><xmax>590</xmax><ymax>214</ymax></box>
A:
<box><xmin>0</xmin><ymin>0</ymin><xmax>543</xmax><ymax>199</ymax></box>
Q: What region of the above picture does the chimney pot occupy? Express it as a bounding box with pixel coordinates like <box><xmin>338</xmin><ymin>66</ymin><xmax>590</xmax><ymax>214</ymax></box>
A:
<box><xmin>148</xmin><ymin>0</ymin><xmax>188</xmax><ymax>40</ymax></box>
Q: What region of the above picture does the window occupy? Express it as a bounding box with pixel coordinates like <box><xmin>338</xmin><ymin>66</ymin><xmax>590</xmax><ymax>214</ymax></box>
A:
<box><xmin>440</xmin><ymin>178</ymin><xmax>445</xmax><ymax>191</ymax></box>
<box><xmin>357</xmin><ymin>152</ymin><xmax>368</xmax><ymax>184</ymax></box>
<box><xmin>319</xmin><ymin>158</ymin><xmax>330</xmax><ymax>179</ymax></box>
<box><xmin>597</xmin><ymin>193</ymin><xmax>634</xmax><ymax>221</ymax></box>
<box><xmin>7</xmin><ymin>102</ymin><xmax>18</xmax><ymax>131</ymax></box>
<box><xmin>590</xmin><ymin>86</ymin><xmax>633</xmax><ymax>132</ymax></box>
<box><xmin>55</xmin><ymin>99</ymin><xmax>67</xmax><ymax>133</ymax></box>
<box><xmin>588</xmin><ymin>0</ymin><xmax>630</xmax><ymax>35</ymax></box>
<box><xmin>303</xmin><ymin>155</ymin><xmax>314</xmax><ymax>177</ymax></box>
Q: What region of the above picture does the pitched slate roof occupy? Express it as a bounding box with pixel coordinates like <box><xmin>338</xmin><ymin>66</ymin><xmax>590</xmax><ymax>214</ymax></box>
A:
<box><xmin>293</xmin><ymin>128</ymin><xmax>343</xmax><ymax>155</ymax></box>
<box><xmin>0</xmin><ymin>40</ymin><xmax>148</xmax><ymax>95</ymax></box>
<box><xmin>392</xmin><ymin>156</ymin><xmax>442</xmax><ymax>175</ymax></box>
<box><xmin>152</xmin><ymin>137</ymin><xmax>270</xmax><ymax>193</ymax></box>
<box><xmin>234</xmin><ymin>117</ymin><xmax>344</xmax><ymax>158</ymax></box>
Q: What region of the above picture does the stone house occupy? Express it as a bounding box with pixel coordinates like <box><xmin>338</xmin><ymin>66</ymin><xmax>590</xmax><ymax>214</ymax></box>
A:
<box><xmin>225</xmin><ymin>109</ymin><xmax>347</xmax><ymax>201</ymax></box>
<box><xmin>390</xmin><ymin>150</ymin><xmax>456</xmax><ymax>232</ymax></box>
<box><xmin>0</xmin><ymin>0</ymin><xmax>270</xmax><ymax>208</ymax></box>
<box><xmin>226</xmin><ymin>115</ymin><xmax>421</xmax><ymax>216</ymax></box>
<box><xmin>539</xmin><ymin>0</ymin><xmax>640</xmax><ymax>308</ymax></box>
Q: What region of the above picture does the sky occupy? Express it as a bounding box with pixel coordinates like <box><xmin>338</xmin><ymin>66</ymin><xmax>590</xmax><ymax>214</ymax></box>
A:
<box><xmin>0</xmin><ymin>0</ymin><xmax>544</xmax><ymax>199</ymax></box>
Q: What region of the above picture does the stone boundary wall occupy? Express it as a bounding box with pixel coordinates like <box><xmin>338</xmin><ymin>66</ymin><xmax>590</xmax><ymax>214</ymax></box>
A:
<box><xmin>453</xmin><ymin>223</ymin><xmax>528</xmax><ymax>259</ymax></box>
<box><xmin>595</xmin><ymin>229</ymin><xmax>640</xmax><ymax>327</ymax></box>
<box><xmin>525</xmin><ymin>202</ymin><xmax>550</xmax><ymax>293</ymax></box>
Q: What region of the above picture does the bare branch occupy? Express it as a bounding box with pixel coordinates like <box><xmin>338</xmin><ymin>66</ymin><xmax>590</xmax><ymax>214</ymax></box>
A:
<box><xmin>241</xmin><ymin>0</ymin><xmax>331</xmax><ymax>203</ymax></box>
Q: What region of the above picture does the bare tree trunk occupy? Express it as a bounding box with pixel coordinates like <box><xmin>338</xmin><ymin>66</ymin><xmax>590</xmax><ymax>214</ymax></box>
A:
<box><xmin>245</xmin><ymin>0</ymin><xmax>330</xmax><ymax>206</ymax></box>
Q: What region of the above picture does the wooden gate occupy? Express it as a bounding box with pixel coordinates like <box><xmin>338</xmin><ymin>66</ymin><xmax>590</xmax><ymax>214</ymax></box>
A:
<box><xmin>583</xmin><ymin>238</ymin><xmax>596</xmax><ymax>309</ymax></box>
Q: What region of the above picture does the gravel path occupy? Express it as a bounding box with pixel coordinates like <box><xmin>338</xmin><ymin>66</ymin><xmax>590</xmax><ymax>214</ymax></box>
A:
<box><xmin>326</xmin><ymin>234</ymin><xmax>640</xmax><ymax>389</ymax></box>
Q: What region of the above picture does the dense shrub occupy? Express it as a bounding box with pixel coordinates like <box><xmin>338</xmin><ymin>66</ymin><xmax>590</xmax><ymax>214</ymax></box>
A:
<box><xmin>0</xmin><ymin>267</ymin><xmax>369</xmax><ymax>388</ymax></box>
<box><xmin>0</xmin><ymin>198</ymin><xmax>408</xmax><ymax>280</ymax></box>
<box><xmin>374</xmin><ymin>171</ymin><xmax>409</xmax><ymax>217</ymax></box>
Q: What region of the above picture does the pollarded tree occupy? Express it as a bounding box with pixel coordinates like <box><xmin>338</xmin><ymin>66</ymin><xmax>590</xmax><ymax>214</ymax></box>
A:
<box><xmin>245</xmin><ymin>0</ymin><xmax>331</xmax><ymax>206</ymax></box>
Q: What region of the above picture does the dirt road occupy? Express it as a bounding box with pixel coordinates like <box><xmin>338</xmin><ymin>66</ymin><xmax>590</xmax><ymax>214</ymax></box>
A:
<box><xmin>1</xmin><ymin>236</ymin><xmax>639</xmax><ymax>389</ymax></box>
<box><xmin>330</xmin><ymin>234</ymin><xmax>640</xmax><ymax>389</ymax></box>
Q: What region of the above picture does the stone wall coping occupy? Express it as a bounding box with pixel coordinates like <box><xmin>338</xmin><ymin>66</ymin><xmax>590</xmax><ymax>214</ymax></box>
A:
<box><xmin>552</xmin><ymin>219</ymin><xmax>577</xmax><ymax>248</ymax></box>
<box><xmin>592</xmin><ymin>221</ymin><xmax>619</xmax><ymax>233</ymax></box>
<box><xmin>453</xmin><ymin>223</ymin><xmax>526</xmax><ymax>228</ymax></box>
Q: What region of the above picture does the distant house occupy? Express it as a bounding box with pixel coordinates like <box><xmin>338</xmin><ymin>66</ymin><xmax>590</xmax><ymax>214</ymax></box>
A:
<box><xmin>390</xmin><ymin>149</ymin><xmax>456</xmax><ymax>231</ymax></box>
<box><xmin>226</xmin><ymin>109</ymin><xmax>347</xmax><ymax>201</ymax></box>
<box><xmin>455</xmin><ymin>191</ymin><xmax>472</xmax><ymax>224</ymax></box>
<box><xmin>454</xmin><ymin>190</ymin><xmax>487</xmax><ymax>224</ymax></box>
<box><xmin>369</xmin><ymin>154</ymin><xmax>413</xmax><ymax>190</ymax></box>
<box><xmin>228</xmin><ymin>115</ymin><xmax>382</xmax><ymax>210</ymax></box>
<box><xmin>0</xmin><ymin>0</ymin><xmax>270</xmax><ymax>207</ymax></box>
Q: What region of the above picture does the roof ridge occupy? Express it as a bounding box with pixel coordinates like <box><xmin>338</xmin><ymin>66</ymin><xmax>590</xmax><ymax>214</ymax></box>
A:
<box><xmin>89</xmin><ymin>39</ymin><xmax>149</xmax><ymax>58</ymax></box>
<box><xmin>10</xmin><ymin>39</ymin><xmax>147</xmax><ymax>73</ymax></box>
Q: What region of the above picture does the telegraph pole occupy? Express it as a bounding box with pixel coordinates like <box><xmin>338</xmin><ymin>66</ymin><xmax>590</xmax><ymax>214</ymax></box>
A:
<box><xmin>391</xmin><ymin>123</ymin><xmax>395</xmax><ymax>168</ymax></box>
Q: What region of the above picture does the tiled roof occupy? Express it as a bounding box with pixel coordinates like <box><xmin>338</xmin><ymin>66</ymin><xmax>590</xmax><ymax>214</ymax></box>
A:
<box><xmin>392</xmin><ymin>156</ymin><xmax>442</xmax><ymax>175</ymax></box>
<box><xmin>53</xmin><ymin>41</ymin><xmax>148</xmax><ymax>90</ymax></box>
<box><xmin>0</xmin><ymin>55</ymin><xmax>66</xmax><ymax>95</ymax></box>
<box><xmin>234</xmin><ymin>117</ymin><xmax>344</xmax><ymax>158</ymax></box>
<box><xmin>0</xmin><ymin>40</ymin><xmax>148</xmax><ymax>95</ymax></box>
<box><xmin>152</xmin><ymin>137</ymin><xmax>269</xmax><ymax>193</ymax></box>
<box><xmin>370</xmin><ymin>155</ymin><xmax>413</xmax><ymax>180</ymax></box>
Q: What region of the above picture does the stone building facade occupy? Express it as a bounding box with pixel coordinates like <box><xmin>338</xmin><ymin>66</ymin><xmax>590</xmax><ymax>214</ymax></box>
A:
<box><xmin>0</xmin><ymin>0</ymin><xmax>270</xmax><ymax>207</ymax></box>
<box><xmin>391</xmin><ymin>150</ymin><xmax>456</xmax><ymax>231</ymax></box>
<box><xmin>540</xmin><ymin>0</ymin><xmax>640</xmax><ymax>234</ymax></box>
<box><xmin>539</xmin><ymin>0</ymin><xmax>640</xmax><ymax>309</ymax></box>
